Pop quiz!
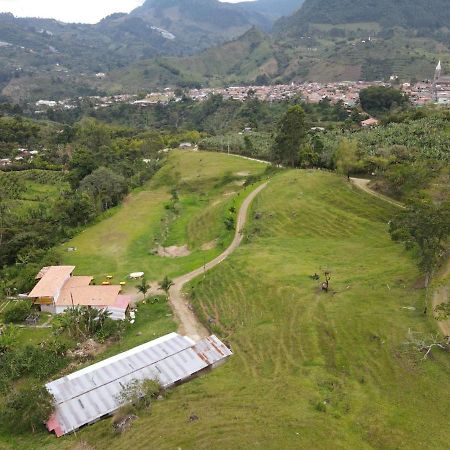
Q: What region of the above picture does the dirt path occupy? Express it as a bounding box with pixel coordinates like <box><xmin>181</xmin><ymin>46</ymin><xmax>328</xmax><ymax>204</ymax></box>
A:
<box><xmin>350</xmin><ymin>178</ymin><xmax>405</xmax><ymax>209</ymax></box>
<box><xmin>168</xmin><ymin>182</ymin><xmax>268</xmax><ymax>341</ymax></box>
<box><xmin>351</xmin><ymin>177</ymin><xmax>450</xmax><ymax>337</ymax></box>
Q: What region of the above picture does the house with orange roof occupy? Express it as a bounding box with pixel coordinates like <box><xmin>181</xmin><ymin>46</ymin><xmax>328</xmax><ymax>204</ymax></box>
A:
<box><xmin>28</xmin><ymin>266</ymin><xmax>131</xmax><ymax>320</ymax></box>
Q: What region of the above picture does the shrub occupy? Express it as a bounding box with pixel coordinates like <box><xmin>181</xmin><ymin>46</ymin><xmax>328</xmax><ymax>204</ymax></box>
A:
<box><xmin>3</xmin><ymin>300</ymin><xmax>32</xmax><ymax>323</ymax></box>
<box><xmin>0</xmin><ymin>385</ymin><xmax>54</xmax><ymax>433</ymax></box>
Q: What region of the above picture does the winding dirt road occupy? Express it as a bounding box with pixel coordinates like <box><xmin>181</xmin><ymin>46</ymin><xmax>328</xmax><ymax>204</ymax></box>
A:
<box><xmin>168</xmin><ymin>182</ymin><xmax>268</xmax><ymax>341</ymax></box>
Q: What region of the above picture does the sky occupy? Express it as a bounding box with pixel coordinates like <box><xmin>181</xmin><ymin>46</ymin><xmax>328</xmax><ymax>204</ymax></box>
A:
<box><xmin>0</xmin><ymin>0</ymin><xmax>248</xmax><ymax>24</ymax></box>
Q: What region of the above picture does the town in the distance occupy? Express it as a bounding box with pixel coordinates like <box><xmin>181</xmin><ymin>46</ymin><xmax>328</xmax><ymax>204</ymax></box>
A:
<box><xmin>34</xmin><ymin>61</ymin><xmax>450</xmax><ymax>113</ymax></box>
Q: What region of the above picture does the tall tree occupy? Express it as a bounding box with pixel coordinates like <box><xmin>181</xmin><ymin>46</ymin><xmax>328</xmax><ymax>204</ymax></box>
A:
<box><xmin>271</xmin><ymin>105</ymin><xmax>307</xmax><ymax>167</ymax></box>
<box><xmin>334</xmin><ymin>138</ymin><xmax>360</xmax><ymax>179</ymax></box>
<box><xmin>389</xmin><ymin>198</ymin><xmax>450</xmax><ymax>286</ymax></box>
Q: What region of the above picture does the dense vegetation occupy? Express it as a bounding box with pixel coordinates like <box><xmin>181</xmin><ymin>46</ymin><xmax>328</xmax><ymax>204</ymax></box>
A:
<box><xmin>0</xmin><ymin>117</ymin><xmax>164</xmax><ymax>293</ymax></box>
<box><xmin>280</xmin><ymin>0</ymin><xmax>450</xmax><ymax>32</ymax></box>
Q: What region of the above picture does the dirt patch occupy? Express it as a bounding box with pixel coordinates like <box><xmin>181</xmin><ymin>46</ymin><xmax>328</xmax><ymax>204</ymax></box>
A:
<box><xmin>235</xmin><ymin>171</ymin><xmax>250</xmax><ymax>177</ymax></box>
<box><xmin>68</xmin><ymin>339</ymin><xmax>103</xmax><ymax>359</ymax></box>
<box><xmin>201</xmin><ymin>239</ymin><xmax>218</xmax><ymax>251</ymax></box>
<box><xmin>157</xmin><ymin>244</ymin><xmax>191</xmax><ymax>258</ymax></box>
<box><xmin>234</xmin><ymin>180</ymin><xmax>246</xmax><ymax>186</ymax></box>
<box><xmin>224</xmin><ymin>191</ymin><xmax>237</xmax><ymax>197</ymax></box>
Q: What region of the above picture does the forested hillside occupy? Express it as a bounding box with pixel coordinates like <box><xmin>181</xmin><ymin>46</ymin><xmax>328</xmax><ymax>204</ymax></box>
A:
<box><xmin>281</xmin><ymin>0</ymin><xmax>450</xmax><ymax>32</ymax></box>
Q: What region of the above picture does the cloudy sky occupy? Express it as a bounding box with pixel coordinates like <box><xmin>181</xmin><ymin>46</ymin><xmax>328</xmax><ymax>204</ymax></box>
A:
<box><xmin>0</xmin><ymin>0</ymin><xmax>247</xmax><ymax>24</ymax></box>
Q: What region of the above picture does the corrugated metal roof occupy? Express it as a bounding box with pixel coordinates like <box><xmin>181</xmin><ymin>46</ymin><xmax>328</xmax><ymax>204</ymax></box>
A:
<box><xmin>46</xmin><ymin>333</ymin><xmax>232</xmax><ymax>436</ymax></box>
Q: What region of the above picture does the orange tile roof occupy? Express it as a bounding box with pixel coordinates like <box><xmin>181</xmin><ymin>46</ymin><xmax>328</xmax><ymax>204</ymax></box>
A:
<box><xmin>56</xmin><ymin>276</ymin><xmax>93</xmax><ymax>305</ymax></box>
<box><xmin>29</xmin><ymin>266</ymin><xmax>75</xmax><ymax>299</ymax></box>
<box><xmin>56</xmin><ymin>285</ymin><xmax>121</xmax><ymax>307</ymax></box>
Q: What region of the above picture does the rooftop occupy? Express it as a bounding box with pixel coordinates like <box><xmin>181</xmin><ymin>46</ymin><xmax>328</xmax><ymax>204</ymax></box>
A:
<box><xmin>46</xmin><ymin>333</ymin><xmax>232</xmax><ymax>436</ymax></box>
<box><xmin>28</xmin><ymin>266</ymin><xmax>75</xmax><ymax>299</ymax></box>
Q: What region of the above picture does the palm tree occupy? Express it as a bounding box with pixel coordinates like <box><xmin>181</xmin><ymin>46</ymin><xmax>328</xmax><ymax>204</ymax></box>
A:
<box><xmin>136</xmin><ymin>277</ymin><xmax>151</xmax><ymax>299</ymax></box>
<box><xmin>159</xmin><ymin>276</ymin><xmax>174</xmax><ymax>294</ymax></box>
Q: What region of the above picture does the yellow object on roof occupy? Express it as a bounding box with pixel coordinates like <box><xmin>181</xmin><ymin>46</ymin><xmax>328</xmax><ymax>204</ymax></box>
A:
<box><xmin>106</xmin><ymin>275</ymin><xmax>113</xmax><ymax>280</ymax></box>
<box><xmin>101</xmin><ymin>281</ymin><xmax>111</xmax><ymax>286</ymax></box>
<box><xmin>120</xmin><ymin>281</ymin><xmax>126</xmax><ymax>286</ymax></box>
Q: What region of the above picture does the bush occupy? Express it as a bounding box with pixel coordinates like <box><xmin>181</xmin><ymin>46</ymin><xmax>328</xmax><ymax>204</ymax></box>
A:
<box><xmin>0</xmin><ymin>385</ymin><xmax>54</xmax><ymax>433</ymax></box>
<box><xmin>0</xmin><ymin>340</ymin><xmax>69</xmax><ymax>382</ymax></box>
<box><xmin>3</xmin><ymin>300</ymin><xmax>32</xmax><ymax>323</ymax></box>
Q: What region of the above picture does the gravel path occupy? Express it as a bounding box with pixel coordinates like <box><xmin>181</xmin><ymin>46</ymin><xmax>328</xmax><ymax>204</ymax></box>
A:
<box><xmin>168</xmin><ymin>182</ymin><xmax>268</xmax><ymax>341</ymax></box>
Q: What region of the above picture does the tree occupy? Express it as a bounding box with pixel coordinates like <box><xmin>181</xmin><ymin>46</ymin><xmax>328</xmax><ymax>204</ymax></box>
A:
<box><xmin>334</xmin><ymin>138</ymin><xmax>360</xmax><ymax>179</ymax></box>
<box><xmin>80</xmin><ymin>167</ymin><xmax>128</xmax><ymax>211</ymax></box>
<box><xmin>136</xmin><ymin>277</ymin><xmax>151</xmax><ymax>298</ymax></box>
<box><xmin>52</xmin><ymin>306</ymin><xmax>112</xmax><ymax>340</ymax></box>
<box><xmin>271</xmin><ymin>105</ymin><xmax>307</xmax><ymax>167</ymax></box>
<box><xmin>159</xmin><ymin>276</ymin><xmax>174</xmax><ymax>294</ymax></box>
<box><xmin>389</xmin><ymin>199</ymin><xmax>450</xmax><ymax>286</ymax></box>
<box><xmin>0</xmin><ymin>385</ymin><xmax>54</xmax><ymax>433</ymax></box>
<box><xmin>359</xmin><ymin>86</ymin><xmax>409</xmax><ymax>117</ymax></box>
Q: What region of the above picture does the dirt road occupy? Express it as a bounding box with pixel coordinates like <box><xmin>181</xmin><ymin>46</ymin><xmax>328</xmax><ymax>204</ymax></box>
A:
<box><xmin>350</xmin><ymin>178</ymin><xmax>405</xmax><ymax>209</ymax></box>
<box><xmin>168</xmin><ymin>182</ymin><xmax>268</xmax><ymax>341</ymax></box>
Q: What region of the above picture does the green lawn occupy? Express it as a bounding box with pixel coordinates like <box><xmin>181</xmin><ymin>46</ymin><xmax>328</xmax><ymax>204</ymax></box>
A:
<box><xmin>2</xmin><ymin>164</ymin><xmax>449</xmax><ymax>450</ymax></box>
<box><xmin>52</xmin><ymin>169</ymin><xmax>449</xmax><ymax>450</ymax></box>
<box><xmin>62</xmin><ymin>150</ymin><xmax>267</xmax><ymax>286</ymax></box>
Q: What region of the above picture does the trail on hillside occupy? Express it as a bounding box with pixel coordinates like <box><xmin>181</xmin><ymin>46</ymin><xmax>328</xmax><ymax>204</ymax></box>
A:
<box><xmin>350</xmin><ymin>178</ymin><xmax>405</xmax><ymax>209</ymax></box>
<box><xmin>351</xmin><ymin>177</ymin><xmax>450</xmax><ymax>337</ymax></box>
<box><xmin>168</xmin><ymin>182</ymin><xmax>268</xmax><ymax>341</ymax></box>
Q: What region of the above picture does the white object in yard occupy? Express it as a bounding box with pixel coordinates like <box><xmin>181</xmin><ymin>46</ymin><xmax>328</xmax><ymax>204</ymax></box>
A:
<box><xmin>129</xmin><ymin>272</ymin><xmax>144</xmax><ymax>279</ymax></box>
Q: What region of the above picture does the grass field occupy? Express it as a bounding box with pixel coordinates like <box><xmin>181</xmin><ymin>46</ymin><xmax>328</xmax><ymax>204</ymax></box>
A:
<box><xmin>62</xmin><ymin>150</ymin><xmax>267</xmax><ymax>286</ymax></box>
<box><xmin>2</xmin><ymin>161</ymin><xmax>449</xmax><ymax>450</ymax></box>
<box><xmin>19</xmin><ymin>168</ymin><xmax>445</xmax><ymax>450</ymax></box>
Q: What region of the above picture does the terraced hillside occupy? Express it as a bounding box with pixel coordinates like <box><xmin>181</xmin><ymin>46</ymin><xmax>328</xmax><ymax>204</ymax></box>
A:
<box><xmin>35</xmin><ymin>168</ymin><xmax>450</xmax><ymax>449</ymax></box>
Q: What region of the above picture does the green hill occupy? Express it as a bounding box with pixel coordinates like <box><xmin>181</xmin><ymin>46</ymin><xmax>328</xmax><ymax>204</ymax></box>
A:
<box><xmin>280</xmin><ymin>0</ymin><xmax>450</xmax><ymax>32</ymax></box>
<box><xmin>9</xmin><ymin>160</ymin><xmax>450</xmax><ymax>449</ymax></box>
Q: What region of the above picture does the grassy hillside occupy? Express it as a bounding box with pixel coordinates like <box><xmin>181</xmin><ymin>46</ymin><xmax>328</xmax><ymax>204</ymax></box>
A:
<box><xmin>21</xmin><ymin>168</ymin><xmax>449</xmax><ymax>450</ymax></box>
<box><xmin>62</xmin><ymin>150</ymin><xmax>267</xmax><ymax>284</ymax></box>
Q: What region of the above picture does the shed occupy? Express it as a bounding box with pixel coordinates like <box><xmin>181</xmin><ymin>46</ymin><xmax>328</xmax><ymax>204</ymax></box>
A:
<box><xmin>46</xmin><ymin>333</ymin><xmax>232</xmax><ymax>436</ymax></box>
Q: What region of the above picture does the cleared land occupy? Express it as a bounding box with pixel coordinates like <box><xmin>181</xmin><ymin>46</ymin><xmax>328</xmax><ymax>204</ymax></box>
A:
<box><xmin>36</xmin><ymin>169</ymin><xmax>450</xmax><ymax>450</ymax></box>
<box><xmin>62</xmin><ymin>150</ymin><xmax>267</xmax><ymax>285</ymax></box>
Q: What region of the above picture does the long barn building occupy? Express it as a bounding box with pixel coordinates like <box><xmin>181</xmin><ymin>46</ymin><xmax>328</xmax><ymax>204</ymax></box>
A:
<box><xmin>46</xmin><ymin>333</ymin><xmax>232</xmax><ymax>437</ymax></box>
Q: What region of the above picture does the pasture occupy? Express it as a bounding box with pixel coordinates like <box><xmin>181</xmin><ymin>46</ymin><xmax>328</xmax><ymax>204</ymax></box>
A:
<box><xmin>46</xmin><ymin>169</ymin><xmax>450</xmax><ymax>449</ymax></box>
<box><xmin>62</xmin><ymin>150</ymin><xmax>267</xmax><ymax>285</ymax></box>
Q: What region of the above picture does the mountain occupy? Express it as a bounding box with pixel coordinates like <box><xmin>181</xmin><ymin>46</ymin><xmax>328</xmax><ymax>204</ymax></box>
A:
<box><xmin>0</xmin><ymin>0</ymin><xmax>272</xmax><ymax>102</ymax></box>
<box><xmin>237</xmin><ymin>0</ymin><xmax>304</xmax><ymax>24</ymax></box>
<box><xmin>130</xmin><ymin>0</ymin><xmax>270</xmax><ymax>50</ymax></box>
<box><xmin>98</xmin><ymin>27</ymin><xmax>279</xmax><ymax>92</ymax></box>
<box><xmin>278</xmin><ymin>0</ymin><xmax>450</xmax><ymax>34</ymax></box>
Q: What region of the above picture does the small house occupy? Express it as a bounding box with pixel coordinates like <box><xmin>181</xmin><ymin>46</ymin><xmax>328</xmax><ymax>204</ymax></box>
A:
<box><xmin>28</xmin><ymin>266</ymin><xmax>130</xmax><ymax>320</ymax></box>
